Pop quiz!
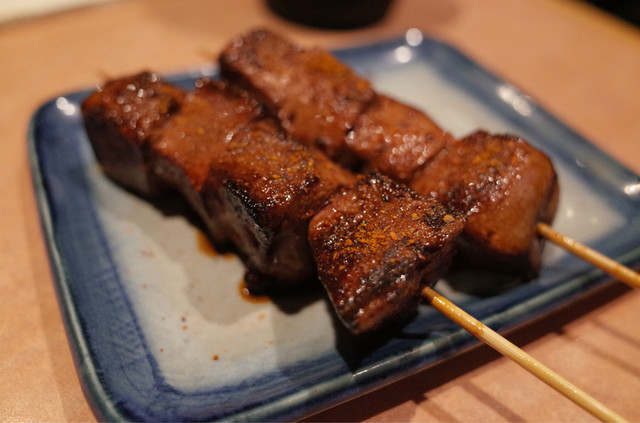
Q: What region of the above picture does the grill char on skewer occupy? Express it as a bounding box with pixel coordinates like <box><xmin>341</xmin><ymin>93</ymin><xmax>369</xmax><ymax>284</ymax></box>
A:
<box><xmin>219</xmin><ymin>28</ymin><xmax>559</xmax><ymax>278</ymax></box>
<box><xmin>81</xmin><ymin>72</ymin><xmax>465</xmax><ymax>333</ymax></box>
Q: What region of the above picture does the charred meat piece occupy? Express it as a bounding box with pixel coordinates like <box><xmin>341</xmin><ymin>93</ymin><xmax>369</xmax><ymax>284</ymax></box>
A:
<box><xmin>309</xmin><ymin>174</ymin><xmax>465</xmax><ymax>334</ymax></box>
<box><xmin>219</xmin><ymin>28</ymin><xmax>375</xmax><ymax>163</ymax></box>
<box><xmin>204</xmin><ymin>127</ymin><xmax>357</xmax><ymax>291</ymax></box>
<box><xmin>81</xmin><ymin>71</ymin><xmax>185</xmax><ymax>196</ymax></box>
<box><xmin>146</xmin><ymin>78</ymin><xmax>268</xmax><ymax>239</ymax></box>
<box><xmin>347</xmin><ymin>95</ymin><xmax>452</xmax><ymax>183</ymax></box>
<box><xmin>410</xmin><ymin>130</ymin><xmax>559</xmax><ymax>277</ymax></box>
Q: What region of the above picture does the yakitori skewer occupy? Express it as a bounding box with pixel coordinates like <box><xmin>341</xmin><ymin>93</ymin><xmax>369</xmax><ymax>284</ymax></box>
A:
<box><xmin>218</xmin><ymin>29</ymin><xmax>554</xmax><ymax>279</ymax></box>
<box><xmin>537</xmin><ymin>222</ymin><xmax>640</xmax><ymax>289</ymax></box>
<box><xmin>219</xmin><ymin>28</ymin><xmax>639</xmax><ymax>290</ymax></box>
<box><xmin>422</xmin><ymin>286</ymin><xmax>628</xmax><ymax>422</ymax></box>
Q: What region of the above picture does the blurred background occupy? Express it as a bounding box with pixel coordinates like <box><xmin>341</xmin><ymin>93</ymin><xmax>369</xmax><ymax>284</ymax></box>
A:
<box><xmin>1</xmin><ymin>0</ymin><xmax>639</xmax><ymax>28</ymax></box>
<box><xmin>585</xmin><ymin>0</ymin><xmax>640</xmax><ymax>27</ymax></box>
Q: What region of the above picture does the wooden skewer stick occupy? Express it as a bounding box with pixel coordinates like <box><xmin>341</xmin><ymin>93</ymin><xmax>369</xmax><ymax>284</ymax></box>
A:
<box><xmin>537</xmin><ymin>222</ymin><xmax>640</xmax><ymax>289</ymax></box>
<box><xmin>422</xmin><ymin>286</ymin><xmax>627</xmax><ymax>422</ymax></box>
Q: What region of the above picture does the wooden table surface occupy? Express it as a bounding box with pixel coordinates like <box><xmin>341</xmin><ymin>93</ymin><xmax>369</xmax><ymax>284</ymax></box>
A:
<box><xmin>2</xmin><ymin>0</ymin><xmax>639</xmax><ymax>421</ymax></box>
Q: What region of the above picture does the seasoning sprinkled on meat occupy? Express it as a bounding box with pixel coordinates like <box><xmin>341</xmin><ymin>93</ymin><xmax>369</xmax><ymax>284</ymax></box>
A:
<box><xmin>309</xmin><ymin>174</ymin><xmax>465</xmax><ymax>333</ymax></box>
<box><xmin>205</xmin><ymin>127</ymin><xmax>356</xmax><ymax>290</ymax></box>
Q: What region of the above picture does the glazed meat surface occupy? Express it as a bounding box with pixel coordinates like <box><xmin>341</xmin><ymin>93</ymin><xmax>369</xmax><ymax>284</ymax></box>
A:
<box><xmin>219</xmin><ymin>28</ymin><xmax>375</xmax><ymax>163</ymax></box>
<box><xmin>309</xmin><ymin>174</ymin><xmax>465</xmax><ymax>334</ymax></box>
<box><xmin>410</xmin><ymin>130</ymin><xmax>559</xmax><ymax>277</ymax></box>
<box><xmin>152</xmin><ymin>79</ymin><xmax>266</xmax><ymax>193</ymax></box>
<box><xmin>146</xmin><ymin>78</ymin><xmax>270</xmax><ymax>238</ymax></box>
<box><xmin>81</xmin><ymin>71</ymin><xmax>185</xmax><ymax>196</ymax></box>
<box><xmin>205</xmin><ymin>127</ymin><xmax>357</xmax><ymax>290</ymax></box>
<box><xmin>347</xmin><ymin>95</ymin><xmax>452</xmax><ymax>183</ymax></box>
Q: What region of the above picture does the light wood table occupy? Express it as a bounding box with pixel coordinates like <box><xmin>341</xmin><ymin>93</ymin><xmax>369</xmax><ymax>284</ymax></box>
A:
<box><xmin>2</xmin><ymin>0</ymin><xmax>639</xmax><ymax>421</ymax></box>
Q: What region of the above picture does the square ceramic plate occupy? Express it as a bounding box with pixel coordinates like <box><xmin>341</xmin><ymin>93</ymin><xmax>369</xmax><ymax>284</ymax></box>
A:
<box><xmin>29</xmin><ymin>31</ymin><xmax>640</xmax><ymax>422</ymax></box>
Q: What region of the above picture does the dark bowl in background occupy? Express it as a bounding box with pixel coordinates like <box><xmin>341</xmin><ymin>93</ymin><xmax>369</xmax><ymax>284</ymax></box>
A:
<box><xmin>266</xmin><ymin>0</ymin><xmax>394</xmax><ymax>29</ymax></box>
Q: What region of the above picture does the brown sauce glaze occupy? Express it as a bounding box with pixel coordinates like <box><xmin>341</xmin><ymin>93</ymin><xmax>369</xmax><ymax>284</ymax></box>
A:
<box><xmin>238</xmin><ymin>280</ymin><xmax>271</xmax><ymax>303</ymax></box>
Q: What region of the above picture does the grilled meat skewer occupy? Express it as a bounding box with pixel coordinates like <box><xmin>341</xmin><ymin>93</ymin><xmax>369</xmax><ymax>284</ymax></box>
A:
<box><xmin>219</xmin><ymin>28</ymin><xmax>559</xmax><ymax>279</ymax></box>
<box><xmin>220</xmin><ymin>30</ymin><xmax>452</xmax><ymax>184</ymax></box>
<box><xmin>81</xmin><ymin>72</ymin><xmax>465</xmax><ymax>333</ymax></box>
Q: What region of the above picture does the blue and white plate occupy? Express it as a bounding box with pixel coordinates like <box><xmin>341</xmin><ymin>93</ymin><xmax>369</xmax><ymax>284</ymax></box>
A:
<box><xmin>29</xmin><ymin>30</ymin><xmax>640</xmax><ymax>422</ymax></box>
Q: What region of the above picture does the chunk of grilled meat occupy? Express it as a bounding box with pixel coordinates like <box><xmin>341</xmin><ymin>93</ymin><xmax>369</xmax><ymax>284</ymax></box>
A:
<box><xmin>347</xmin><ymin>95</ymin><xmax>453</xmax><ymax>183</ymax></box>
<box><xmin>81</xmin><ymin>71</ymin><xmax>185</xmax><ymax>197</ymax></box>
<box><xmin>411</xmin><ymin>131</ymin><xmax>559</xmax><ymax>277</ymax></box>
<box><xmin>309</xmin><ymin>174</ymin><xmax>465</xmax><ymax>334</ymax></box>
<box><xmin>82</xmin><ymin>72</ymin><xmax>355</xmax><ymax>290</ymax></box>
<box><xmin>204</xmin><ymin>127</ymin><xmax>357</xmax><ymax>291</ymax></box>
<box><xmin>219</xmin><ymin>28</ymin><xmax>375</xmax><ymax>164</ymax></box>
